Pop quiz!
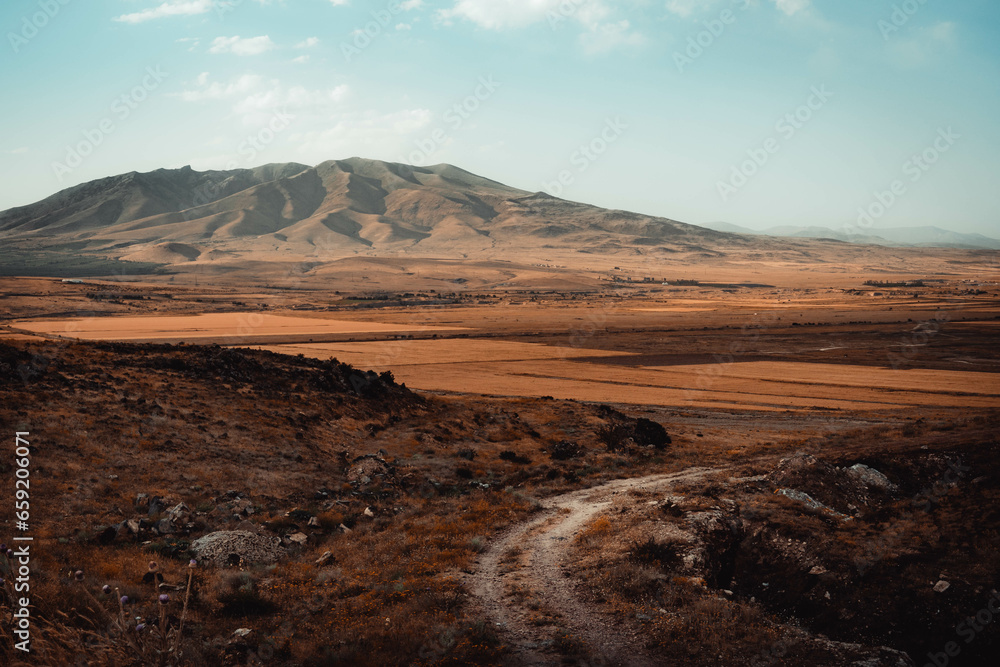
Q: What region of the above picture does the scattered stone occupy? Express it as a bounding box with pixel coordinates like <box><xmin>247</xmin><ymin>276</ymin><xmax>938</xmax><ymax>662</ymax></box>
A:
<box><xmin>364</xmin><ymin>507</ymin><xmax>375</xmax><ymax>518</ymax></box>
<box><xmin>233</xmin><ymin>628</ymin><xmax>253</xmax><ymax>639</ymax></box>
<box><xmin>809</xmin><ymin>565</ymin><xmax>828</xmax><ymax>576</ymax></box>
<box><xmin>933</xmin><ymin>580</ymin><xmax>951</xmax><ymax>593</ymax></box>
<box><xmin>339</xmin><ymin>524</ymin><xmax>352</xmax><ymax>533</ymax></box>
<box><xmin>229</xmin><ymin>498</ymin><xmax>255</xmax><ymax>516</ymax></box>
<box><xmin>286</xmin><ymin>532</ymin><xmax>308</xmax><ymax>546</ymax></box>
<box><xmin>347</xmin><ymin>455</ymin><xmax>392</xmax><ymax>483</ymax></box>
<box><xmin>315</xmin><ymin>551</ymin><xmax>333</xmax><ymax>566</ymax></box>
<box><xmin>307</xmin><ymin>516</ymin><xmax>321</xmax><ymax>528</ymax></box>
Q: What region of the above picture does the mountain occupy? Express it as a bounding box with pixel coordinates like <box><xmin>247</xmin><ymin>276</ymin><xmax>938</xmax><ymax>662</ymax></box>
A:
<box><xmin>698</xmin><ymin>221</ymin><xmax>758</xmax><ymax>235</ymax></box>
<box><xmin>863</xmin><ymin>226</ymin><xmax>1000</xmax><ymax>249</ymax></box>
<box><xmin>700</xmin><ymin>221</ymin><xmax>1000</xmax><ymax>249</ymax></box>
<box><xmin>0</xmin><ymin>158</ymin><xmax>769</xmax><ymax>267</ymax></box>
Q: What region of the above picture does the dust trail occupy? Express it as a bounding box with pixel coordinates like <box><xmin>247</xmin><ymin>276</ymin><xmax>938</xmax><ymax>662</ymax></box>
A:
<box><xmin>468</xmin><ymin>467</ymin><xmax>717</xmax><ymax>666</ymax></box>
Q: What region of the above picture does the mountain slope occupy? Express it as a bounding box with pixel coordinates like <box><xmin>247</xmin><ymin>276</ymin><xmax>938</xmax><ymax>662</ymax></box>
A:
<box><xmin>0</xmin><ymin>158</ymin><xmax>763</xmax><ymax>266</ymax></box>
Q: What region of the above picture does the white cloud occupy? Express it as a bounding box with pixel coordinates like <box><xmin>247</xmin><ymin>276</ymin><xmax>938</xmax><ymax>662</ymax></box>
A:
<box><xmin>114</xmin><ymin>0</ymin><xmax>214</xmax><ymax>24</ymax></box>
<box><xmin>772</xmin><ymin>0</ymin><xmax>810</xmax><ymax>16</ymax></box>
<box><xmin>438</xmin><ymin>0</ymin><xmax>575</xmax><ymax>29</ymax></box>
<box><xmin>401</xmin><ymin>0</ymin><xmax>424</xmax><ymax>8</ymax></box>
<box><xmin>295</xmin><ymin>37</ymin><xmax>320</xmax><ymax>49</ymax></box>
<box><xmin>6</xmin><ymin>147</ymin><xmax>29</xmax><ymax>155</ymax></box>
<box><xmin>665</xmin><ymin>0</ymin><xmax>704</xmax><ymax>18</ymax></box>
<box><xmin>579</xmin><ymin>19</ymin><xmax>645</xmax><ymax>54</ymax></box>
<box><xmin>329</xmin><ymin>0</ymin><xmax>350</xmax><ymax>5</ymax></box>
<box><xmin>887</xmin><ymin>21</ymin><xmax>956</xmax><ymax>68</ymax></box>
<box><xmin>292</xmin><ymin>55</ymin><xmax>310</xmax><ymax>64</ymax></box>
<box><xmin>177</xmin><ymin>73</ymin><xmax>263</xmax><ymax>102</ymax></box>
<box><xmin>208</xmin><ymin>35</ymin><xmax>276</xmax><ymax>56</ymax></box>
<box><xmin>291</xmin><ymin>108</ymin><xmax>433</xmax><ymax>159</ymax></box>
<box><xmin>235</xmin><ymin>85</ymin><xmax>349</xmax><ymax>116</ymax></box>
<box><xmin>437</xmin><ymin>0</ymin><xmax>641</xmax><ymax>52</ymax></box>
<box><xmin>396</xmin><ymin>23</ymin><xmax>412</xmax><ymax>31</ymax></box>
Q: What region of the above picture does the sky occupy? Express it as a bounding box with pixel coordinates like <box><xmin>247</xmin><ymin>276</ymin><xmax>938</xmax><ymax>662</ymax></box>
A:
<box><xmin>1</xmin><ymin>0</ymin><xmax>998</xmax><ymax>237</ymax></box>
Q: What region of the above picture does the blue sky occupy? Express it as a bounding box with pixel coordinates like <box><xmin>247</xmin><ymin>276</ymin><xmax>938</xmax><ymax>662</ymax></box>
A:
<box><xmin>1</xmin><ymin>0</ymin><xmax>998</xmax><ymax>236</ymax></box>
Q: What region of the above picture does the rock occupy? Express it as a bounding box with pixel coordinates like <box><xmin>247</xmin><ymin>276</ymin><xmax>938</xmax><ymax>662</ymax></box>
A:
<box><xmin>190</xmin><ymin>531</ymin><xmax>283</xmax><ymax>567</ymax></box>
<box><xmin>846</xmin><ymin>464</ymin><xmax>897</xmax><ymax>492</ymax></box>
<box><xmin>148</xmin><ymin>496</ymin><xmax>168</xmax><ymax>517</ymax></box>
<box><xmin>166</xmin><ymin>503</ymin><xmax>190</xmax><ymax>521</ymax></box>
<box><xmin>229</xmin><ymin>498</ymin><xmax>255</xmax><ymax>516</ymax></box>
<box><xmin>135</xmin><ymin>493</ymin><xmax>149</xmax><ymax>508</ymax></box>
<box><xmin>286</xmin><ymin>532</ymin><xmax>308</xmax><ymax>546</ymax></box>
<box><xmin>307</xmin><ymin>516</ymin><xmax>321</xmax><ymax>528</ymax></box>
<box><xmin>233</xmin><ymin>628</ymin><xmax>253</xmax><ymax>638</ymax></box>
<box><xmin>364</xmin><ymin>507</ymin><xmax>375</xmax><ymax>518</ymax></box>
<box><xmin>933</xmin><ymin>580</ymin><xmax>951</xmax><ymax>593</ymax></box>
<box><xmin>339</xmin><ymin>524</ymin><xmax>352</xmax><ymax>533</ymax></box>
<box><xmin>315</xmin><ymin>551</ymin><xmax>333</xmax><ymax>566</ymax></box>
<box><xmin>809</xmin><ymin>565</ymin><xmax>828</xmax><ymax>576</ymax></box>
<box><xmin>347</xmin><ymin>455</ymin><xmax>392</xmax><ymax>484</ymax></box>
<box><xmin>776</xmin><ymin>488</ymin><xmax>853</xmax><ymax>522</ymax></box>
<box><xmin>155</xmin><ymin>518</ymin><xmax>176</xmax><ymax>535</ymax></box>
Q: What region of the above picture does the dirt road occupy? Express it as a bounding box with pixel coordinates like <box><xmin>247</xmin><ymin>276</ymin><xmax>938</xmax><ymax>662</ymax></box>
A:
<box><xmin>468</xmin><ymin>467</ymin><xmax>717</xmax><ymax>666</ymax></box>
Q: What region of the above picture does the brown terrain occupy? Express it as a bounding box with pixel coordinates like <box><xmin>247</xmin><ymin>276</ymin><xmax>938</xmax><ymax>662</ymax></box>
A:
<box><xmin>1</xmin><ymin>160</ymin><xmax>999</xmax><ymax>666</ymax></box>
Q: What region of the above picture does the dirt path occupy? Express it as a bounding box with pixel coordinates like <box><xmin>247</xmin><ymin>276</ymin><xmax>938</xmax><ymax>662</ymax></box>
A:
<box><xmin>468</xmin><ymin>467</ymin><xmax>718</xmax><ymax>666</ymax></box>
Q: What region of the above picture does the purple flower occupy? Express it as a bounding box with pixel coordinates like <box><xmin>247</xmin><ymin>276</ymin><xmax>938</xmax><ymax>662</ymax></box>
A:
<box><xmin>148</xmin><ymin>561</ymin><xmax>158</xmax><ymax>572</ymax></box>
<box><xmin>189</xmin><ymin>559</ymin><xmax>197</xmax><ymax>568</ymax></box>
<box><xmin>102</xmin><ymin>585</ymin><xmax>112</xmax><ymax>594</ymax></box>
<box><xmin>120</xmin><ymin>596</ymin><xmax>129</xmax><ymax>605</ymax></box>
<box><xmin>74</xmin><ymin>570</ymin><xmax>84</xmax><ymax>581</ymax></box>
<box><xmin>135</xmin><ymin>623</ymin><xmax>146</xmax><ymax>632</ymax></box>
<box><xmin>158</xmin><ymin>594</ymin><xmax>170</xmax><ymax>605</ymax></box>
<box><xmin>0</xmin><ymin>543</ymin><xmax>6</xmax><ymax>552</ymax></box>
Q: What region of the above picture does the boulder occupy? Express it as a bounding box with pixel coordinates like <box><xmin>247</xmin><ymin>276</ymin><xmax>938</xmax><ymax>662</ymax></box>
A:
<box><xmin>190</xmin><ymin>531</ymin><xmax>283</xmax><ymax>567</ymax></box>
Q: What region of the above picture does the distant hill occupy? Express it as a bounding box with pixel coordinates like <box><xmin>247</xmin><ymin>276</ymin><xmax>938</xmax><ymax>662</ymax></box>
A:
<box><xmin>0</xmin><ymin>158</ymin><xmax>766</xmax><ymax>267</ymax></box>
<box><xmin>698</xmin><ymin>221</ymin><xmax>1000</xmax><ymax>249</ymax></box>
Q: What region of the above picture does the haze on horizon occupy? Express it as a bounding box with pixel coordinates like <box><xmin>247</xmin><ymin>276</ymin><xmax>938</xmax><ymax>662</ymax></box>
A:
<box><xmin>1</xmin><ymin>0</ymin><xmax>998</xmax><ymax>237</ymax></box>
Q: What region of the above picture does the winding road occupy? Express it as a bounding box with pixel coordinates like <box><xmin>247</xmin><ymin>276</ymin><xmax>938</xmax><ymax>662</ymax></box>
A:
<box><xmin>467</xmin><ymin>467</ymin><xmax>717</xmax><ymax>666</ymax></box>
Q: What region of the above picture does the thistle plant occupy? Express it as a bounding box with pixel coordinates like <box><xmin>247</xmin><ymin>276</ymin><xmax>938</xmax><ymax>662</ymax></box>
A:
<box><xmin>73</xmin><ymin>559</ymin><xmax>197</xmax><ymax>667</ymax></box>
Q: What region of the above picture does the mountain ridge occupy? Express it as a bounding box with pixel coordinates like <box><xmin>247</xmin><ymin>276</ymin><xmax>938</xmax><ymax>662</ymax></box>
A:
<box><xmin>1</xmin><ymin>158</ymin><xmax>758</xmax><ymax>266</ymax></box>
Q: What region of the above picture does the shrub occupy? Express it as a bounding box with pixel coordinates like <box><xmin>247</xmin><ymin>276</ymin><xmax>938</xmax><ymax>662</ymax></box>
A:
<box><xmin>630</xmin><ymin>537</ymin><xmax>682</xmax><ymax>570</ymax></box>
<box><xmin>499</xmin><ymin>450</ymin><xmax>531</xmax><ymax>464</ymax></box>
<box><xmin>632</xmin><ymin>418</ymin><xmax>671</xmax><ymax>450</ymax></box>
<box><xmin>550</xmin><ymin>440</ymin><xmax>582</xmax><ymax>460</ymax></box>
<box><xmin>597</xmin><ymin>423</ymin><xmax>632</xmax><ymax>453</ymax></box>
